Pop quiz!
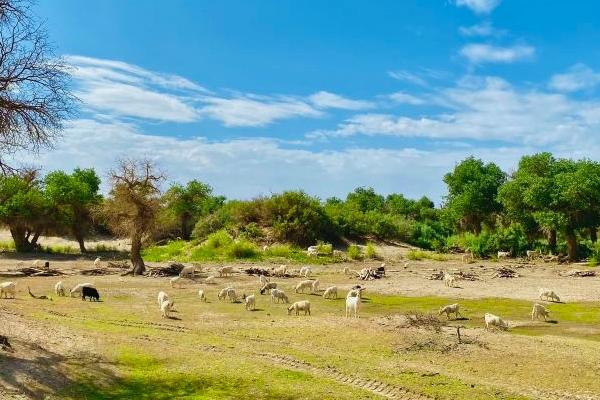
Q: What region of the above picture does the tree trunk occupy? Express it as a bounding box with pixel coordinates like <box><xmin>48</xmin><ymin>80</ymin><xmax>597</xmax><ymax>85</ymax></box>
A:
<box><xmin>590</xmin><ymin>227</ymin><xmax>597</xmax><ymax>243</ymax></box>
<box><xmin>9</xmin><ymin>226</ymin><xmax>33</xmax><ymax>252</ymax></box>
<box><xmin>547</xmin><ymin>229</ymin><xmax>557</xmax><ymax>253</ymax></box>
<box><xmin>181</xmin><ymin>214</ymin><xmax>191</xmax><ymax>241</ymax></box>
<box><xmin>72</xmin><ymin>226</ymin><xmax>87</xmax><ymax>253</ymax></box>
<box><xmin>566</xmin><ymin>228</ymin><xmax>577</xmax><ymax>262</ymax></box>
<box><xmin>130</xmin><ymin>232</ymin><xmax>145</xmax><ymax>275</ymax></box>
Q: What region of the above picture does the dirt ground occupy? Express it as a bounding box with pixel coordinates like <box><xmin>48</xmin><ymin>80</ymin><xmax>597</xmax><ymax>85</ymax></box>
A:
<box><xmin>2</xmin><ymin>251</ymin><xmax>600</xmax><ymax>399</ymax></box>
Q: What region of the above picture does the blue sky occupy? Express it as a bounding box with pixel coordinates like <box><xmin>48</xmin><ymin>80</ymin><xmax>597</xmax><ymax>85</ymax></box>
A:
<box><xmin>25</xmin><ymin>0</ymin><xmax>600</xmax><ymax>203</ymax></box>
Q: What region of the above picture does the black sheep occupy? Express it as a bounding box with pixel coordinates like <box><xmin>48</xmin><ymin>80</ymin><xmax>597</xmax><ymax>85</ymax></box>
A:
<box><xmin>81</xmin><ymin>286</ymin><xmax>100</xmax><ymax>301</ymax></box>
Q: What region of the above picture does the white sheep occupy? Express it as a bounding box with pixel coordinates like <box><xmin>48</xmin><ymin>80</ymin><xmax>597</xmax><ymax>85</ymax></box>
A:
<box><xmin>299</xmin><ymin>266</ymin><xmax>312</xmax><ymax>277</ymax></box>
<box><xmin>322</xmin><ymin>286</ymin><xmax>337</xmax><ymax>299</ymax></box>
<box><xmin>70</xmin><ymin>283</ymin><xmax>94</xmax><ymax>297</ymax></box>
<box><xmin>538</xmin><ymin>288</ymin><xmax>561</xmax><ymax>303</ymax></box>
<box><xmin>157</xmin><ymin>291</ymin><xmax>169</xmax><ymax>308</ymax></box>
<box><xmin>0</xmin><ymin>282</ymin><xmax>16</xmax><ymax>299</ymax></box>
<box><xmin>218</xmin><ymin>265</ymin><xmax>234</xmax><ymax>277</ymax></box>
<box><xmin>270</xmin><ymin>289</ymin><xmax>289</xmax><ymax>303</ymax></box>
<box><xmin>345</xmin><ymin>294</ymin><xmax>361</xmax><ymax>318</ymax></box>
<box><xmin>243</xmin><ymin>294</ymin><xmax>256</xmax><ymax>310</ymax></box>
<box><xmin>287</xmin><ymin>300</ymin><xmax>311</xmax><ymax>316</ymax></box>
<box><xmin>531</xmin><ymin>303</ymin><xmax>550</xmax><ymax>321</ymax></box>
<box><xmin>273</xmin><ymin>265</ymin><xmax>287</xmax><ymax>277</ymax></box>
<box><xmin>93</xmin><ymin>257</ymin><xmax>101</xmax><ymax>267</ymax></box>
<box><xmin>346</xmin><ymin>287</ymin><xmax>365</xmax><ymax>299</ymax></box>
<box><xmin>170</xmin><ymin>276</ymin><xmax>183</xmax><ymax>288</ymax></box>
<box><xmin>526</xmin><ymin>250</ymin><xmax>541</xmax><ymax>260</ymax></box>
<box><xmin>204</xmin><ymin>276</ymin><xmax>216</xmax><ymax>284</ymax></box>
<box><xmin>179</xmin><ymin>265</ymin><xmax>196</xmax><ymax>279</ymax></box>
<box><xmin>54</xmin><ymin>281</ymin><xmax>66</xmax><ymax>297</ymax></box>
<box><xmin>295</xmin><ymin>279</ymin><xmax>314</xmax><ymax>294</ymax></box>
<box><xmin>443</xmin><ymin>272</ymin><xmax>456</xmax><ymax>288</ymax></box>
<box><xmin>484</xmin><ymin>313</ymin><xmax>508</xmax><ymax>330</ymax></box>
<box><xmin>461</xmin><ymin>252</ymin><xmax>473</xmax><ymax>263</ymax></box>
<box><xmin>260</xmin><ymin>282</ymin><xmax>277</xmax><ymax>295</ymax></box>
<box><xmin>218</xmin><ymin>287</ymin><xmax>233</xmax><ymax>300</ymax></box>
<box><xmin>307</xmin><ymin>246</ymin><xmax>318</xmax><ymax>256</ymax></box>
<box><xmin>259</xmin><ymin>274</ymin><xmax>270</xmax><ymax>286</ymax></box>
<box><xmin>497</xmin><ymin>251</ymin><xmax>510</xmax><ymax>259</ymax></box>
<box><xmin>438</xmin><ymin>303</ymin><xmax>462</xmax><ymax>320</ymax></box>
<box><xmin>226</xmin><ymin>288</ymin><xmax>238</xmax><ymax>303</ymax></box>
<box><xmin>197</xmin><ymin>289</ymin><xmax>207</xmax><ymax>302</ymax></box>
<box><xmin>311</xmin><ymin>279</ymin><xmax>320</xmax><ymax>293</ymax></box>
<box><xmin>160</xmin><ymin>299</ymin><xmax>174</xmax><ymax>318</ymax></box>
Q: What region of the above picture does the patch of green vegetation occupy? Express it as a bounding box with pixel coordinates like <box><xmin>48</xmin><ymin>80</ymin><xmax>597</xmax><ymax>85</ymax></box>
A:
<box><xmin>407</xmin><ymin>249</ymin><xmax>448</xmax><ymax>261</ymax></box>
<box><xmin>142</xmin><ymin>240</ymin><xmax>187</xmax><ymax>261</ymax></box>
<box><xmin>365</xmin><ymin>242</ymin><xmax>378</xmax><ymax>259</ymax></box>
<box><xmin>0</xmin><ymin>240</ymin><xmax>15</xmax><ymax>251</ymax></box>
<box><xmin>347</xmin><ymin>244</ymin><xmax>362</xmax><ymax>260</ymax></box>
<box><xmin>41</xmin><ymin>244</ymin><xmax>78</xmax><ymax>254</ymax></box>
<box><xmin>265</xmin><ymin>244</ymin><xmax>292</xmax><ymax>258</ymax></box>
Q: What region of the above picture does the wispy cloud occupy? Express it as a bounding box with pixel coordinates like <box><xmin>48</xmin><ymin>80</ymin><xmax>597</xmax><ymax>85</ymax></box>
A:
<box><xmin>388</xmin><ymin>92</ymin><xmax>426</xmax><ymax>105</ymax></box>
<box><xmin>460</xmin><ymin>44</ymin><xmax>535</xmax><ymax>64</ymax></box>
<box><xmin>455</xmin><ymin>0</ymin><xmax>501</xmax><ymax>14</ymax></box>
<box><xmin>308</xmin><ymin>91</ymin><xmax>374</xmax><ymax>110</ymax></box>
<box><xmin>549</xmin><ymin>63</ymin><xmax>600</xmax><ymax>92</ymax></box>
<box><xmin>387</xmin><ymin>70</ymin><xmax>428</xmax><ymax>86</ymax></box>
<box><xmin>459</xmin><ymin>21</ymin><xmax>505</xmax><ymax>37</ymax></box>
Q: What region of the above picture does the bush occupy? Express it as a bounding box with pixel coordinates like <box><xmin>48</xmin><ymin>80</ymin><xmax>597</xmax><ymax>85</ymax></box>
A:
<box><xmin>226</xmin><ymin>240</ymin><xmax>260</xmax><ymax>259</ymax></box>
<box><xmin>365</xmin><ymin>242</ymin><xmax>377</xmax><ymax>259</ymax></box>
<box><xmin>316</xmin><ymin>242</ymin><xmax>333</xmax><ymax>255</ymax></box>
<box><xmin>205</xmin><ymin>230</ymin><xmax>233</xmax><ymax>249</ymax></box>
<box><xmin>407</xmin><ymin>249</ymin><xmax>448</xmax><ymax>261</ymax></box>
<box><xmin>347</xmin><ymin>244</ymin><xmax>362</xmax><ymax>260</ymax></box>
<box><xmin>0</xmin><ymin>240</ymin><xmax>15</xmax><ymax>251</ymax></box>
<box><xmin>265</xmin><ymin>244</ymin><xmax>293</xmax><ymax>258</ymax></box>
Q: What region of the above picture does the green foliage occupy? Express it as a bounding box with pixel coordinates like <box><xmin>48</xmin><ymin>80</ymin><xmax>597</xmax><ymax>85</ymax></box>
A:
<box><xmin>225</xmin><ymin>240</ymin><xmax>260</xmax><ymax>259</ymax></box>
<box><xmin>265</xmin><ymin>244</ymin><xmax>293</xmax><ymax>258</ymax></box>
<box><xmin>347</xmin><ymin>244</ymin><xmax>362</xmax><ymax>260</ymax></box>
<box><xmin>205</xmin><ymin>230</ymin><xmax>234</xmax><ymax>249</ymax></box>
<box><xmin>315</xmin><ymin>241</ymin><xmax>333</xmax><ymax>255</ymax></box>
<box><xmin>588</xmin><ymin>242</ymin><xmax>600</xmax><ymax>266</ymax></box>
<box><xmin>365</xmin><ymin>242</ymin><xmax>377</xmax><ymax>259</ymax></box>
<box><xmin>407</xmin><ymin>250</ymin><xmax>448</xmax><ymax>261</ymax></box>
<box><xmin>0</xmin><ymin>240</ymin><xmax>15</xmax><ymax>251</ymax></box>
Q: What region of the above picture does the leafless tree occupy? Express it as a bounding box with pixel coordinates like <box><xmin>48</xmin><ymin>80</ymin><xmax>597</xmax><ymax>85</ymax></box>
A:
<box><xmin>102</xmin><ymin>159</ymin><xmax>165</xmax><ymax>275</ymax></box>
<box><xmin>0</xmin><ymin>0</ymin><xmax>75</xmax><ymax>174</ymax></box>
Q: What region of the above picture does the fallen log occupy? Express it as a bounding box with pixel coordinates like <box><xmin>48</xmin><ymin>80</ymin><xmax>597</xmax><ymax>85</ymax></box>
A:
<box><xmin>147</xmin><ymin>262</ymin><xmax>186</xmax><ymax>277</ymax></box>
<box><xmin>491</xmin><ymin>266</ymin><xmax>520</xmax><ymax>279</ymax></box>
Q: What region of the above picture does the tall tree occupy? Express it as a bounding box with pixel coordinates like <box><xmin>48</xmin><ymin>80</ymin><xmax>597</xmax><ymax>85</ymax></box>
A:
<box><xmin>102</xmin><ymin>159</ymin><xmax>165</xmax><ymax>275</ymax></box>
<box><xmin>44</xmin><ymin>168</ymin><xmax>101</xmax><ymax>252</ymax></box>
<box><xmin>163</xmin><ymin>180</ymin><xmax>213</xmax><ymax>240</ymax></box>
<box><xmin>0</xmin><ymin>0</ymin><xmax>75</xmax><ymax>173</ymax></box>
<box><xmin>443</xmin><ymin>157</ymin><xmax>506</xmax><ymax>234</ymax></box>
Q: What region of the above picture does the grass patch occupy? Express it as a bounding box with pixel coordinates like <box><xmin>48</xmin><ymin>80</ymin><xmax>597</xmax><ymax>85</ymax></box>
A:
<box><xmin>347</xmin><ymin>244</ymin><xmax>362</xmax><ymax>260</ymax></box>
<box><xmin>41</xmin><ymin>244</ymin><xmax>78</xmax><ymax>254</ymax></box>
<box><xmin>0</xmin><ymin>240</ymin><xmax>15</xmax><ymax>251</ymax></box>
<box><xmin>407</xmin><ymin>249</ymin><xmax>448</xmax><ymax>261</ymax></box>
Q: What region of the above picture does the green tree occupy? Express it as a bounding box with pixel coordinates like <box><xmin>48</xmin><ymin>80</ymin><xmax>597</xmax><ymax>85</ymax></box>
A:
<box><xmin>0</xmin><ymin>172</ymin><xmax>49</xmax><ymax>251</ymax></box>
<box><xmin>44</xmin><ymin>168</ymin><xmax>101</xmax><ymax>252</ymax></box>
<box><xmin>163</xmin><ymin>180</ymin><xmax>214</xmax><ymax>240</ymax></box>
<box><xmin>443</xmin><ymin>157</ymin><xmax>506</xmax><ymax>234</ymax></box>
<box><xmin>346</xmin><ymin>187</ymin><xmax>385</xmax><ymax>213</ymax></box>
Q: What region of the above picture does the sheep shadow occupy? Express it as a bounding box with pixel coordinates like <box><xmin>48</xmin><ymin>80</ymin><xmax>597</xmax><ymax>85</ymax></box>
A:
<box><xmin>545</xmin><ymin>320</ymin><xmax>559</xmax><ymax>324</ymax></box>
<box><xmin>166</xmin><ymin>315</ymin><xmax>182</xmax><ymax>321</ymax></box>
<box><xmin>453</xmin><ymin>317</ymin><xmax>470</xmax><ymax>321</ymax></box>
<box><xmin>249</xmin><ymin>308</ymin><xmax>264</xmax><ymax>312</ymax></box>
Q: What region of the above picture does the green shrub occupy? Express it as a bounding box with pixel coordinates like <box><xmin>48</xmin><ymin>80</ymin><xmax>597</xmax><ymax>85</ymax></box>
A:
<box><xmin>588</xmin><ymin>241</ymin><xmax>600</xmax><ymax>266</ymax></box>
<box><xmin>347</xmin><ymin>244</ymin><xmax>362</xmax><ymax>260</ymax></box>
<box><xmin>365</xmin><ymin>242</ymin><xmax>377</xmax><ymax>259</ymax></box>
<box><xmin>265</xmin><ymin>244</ymin><xmax>293</xmax><ymax>258</ymax></box>
<box><xmin>226</xmin><ymin>240</ymin><xmax>260</xmax><ymax>259</ymax></box>
<box><xmin>407</xmin><ymin>249</ymin><xmax>448</xmax><ymax>261</ymax></box>
<box><xmin>42</xmin><ymin>244</ymin><xmax>77</xmax><ymax>254</ymax></box>
<box><xmin>205</xmin><ymin>230</ymin><xmax>233</xmax><ymax>249</ymax></box>
<box><xmin>142</xmin><ymin>240</ymin><xmax>187</xmax><ymax>262</ymax></box>
<box><xmin>316</xmin><ymin>242</ymin><xmax>333</xmax><ymax>255</ymax></box>
<box><xmin>0</xmin><ymin>240</ymin><xmax>15</xmax><ymax>251</ymax></box>
<box><xmin>239</xmin><ymin>222</ymin><xmax>264</xmax><ymax>240</ymax></box>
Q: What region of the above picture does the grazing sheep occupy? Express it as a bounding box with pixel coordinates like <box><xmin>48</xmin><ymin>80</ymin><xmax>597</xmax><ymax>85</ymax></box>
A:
<box><xmin>273</xmin><ymin>265</ymin><xmax>287</xmax><ymax>277</ymax></box>
<box><xmin>345</xmin><ymin>293</ymin><xmax>361</xmax><ymax>318</ymax></box>
<box><xmin>160</xmin><ymin>300</ymin><xmax>174</xmax><ymax>318</ymax></box>
<box><xmin>539</xmin><ymin>288</ymin><xmax>561</xmax><ymax>302</ymax></box>
<box><xmin>259</xmin><ymin>282</ymin><xmax>277</xmax><ymax>295</ymax></box>
<box><xmin>299</xmin><ymin>266</ymin><xmax>312</xmax><ymax>277</ymax></box>
<box><xmin>198</xmin><ymin>289</ymin><xmax>207</xmax><ymax>302</ymax></box>
<box><xmin>70</xmin><ymin>283</ymin><xmax>94</xmax><ymax>297</ymax></box>
<box><xmin>461</xmin><ymin>252</ymin><xmax>473</xmax><ymax>263</ymax></box>
<box><xmin>226</xmin><ymin>288</ymin><xmax>238</xmax><ymax>303</ymax></box>
<box><xmin>218</xmin><ymin>287</ymin><xmax>233</xmax><ymax>300</ymax></box>
<box><xmin>0</xmin><ymin>282</ymin><xmax>16</xmax><ymax>299</ymax></box>
<box><xmin>259</xmin><ymin>274</ymin><xmax>269</xmax><ymax>286</ymax></box>
<box><xmin>438</xmin><ymin>303</ymin><xmax>462</xmax><ymax>320</ymax></box>
<box><xmin>204</xmin><ymin>276</ymin><xmax>216</xmax><ymax>284</ymax></box>
<box><xmin>170</xmin><ymin>276</ymin><xmax>183</xmax><ymax>288</ymax></box>
<box><xmin>295</xmin><ymin>280</ymin><xmax>314</xmax><ymax>294</ymax></box>
<box><xmin>347</xmin><ymin>287</ymin><xmax>365</xmax><ymax>299</ymax></box>
<box><xmin>526</xmin><ymin>250</ymin><xmax>541</xmax><ymax>260</ymax></box>
<box><xmin>311</xmin><ymin>279</ymin><xmax>320</xmax><ymax>293</ymax></box>
<box><xmin>54</xmin><ymin>281</ymin><xmax>66</xmax><ymax>297</ymax></box>
<box><xmin>270</xmin><ymin>289</ymin><xmax>289</xmax><ymax>303</ymax></box>
<box><xmin>179</xmin><ymin>265</ymin><xmax>196</xmax><ymax>279</ymax></box>
<box><xmin>484</xmin><ymin>313</ymin><xmax>508</xmax><ymax>330</ymax></box>
<box><xmin>307</xmin><ymin>246</ymin><xmax>318</xmax><ymax>256</ymax></box>
<box><xmin>443</xmin><ymin>272</ymin><xmax>456</xmax><ymax>288</ymax></box>
<box><xmin>287</xmin><ymin>300</ymin><xmax>311</xmax><ymax>316</ymax></box>
<box><xmin>497</xmin><ymin>251</ymin><xmax>510</xmax><ymax>259</ymax></box>
<box><xmin>243</xmin><ymin>294</ymin><xmax>256</xmax><ymax>310</ymax></box>
<box><xmin>158</xmin><ymin>291</ymin><xmax>169</xmax><ymax>308</ymax></box>
<box><xmin>94</xmin><ymin>257</ymin><xmax>101</xmax><ymax>267</ymax></box>
<box><xmin>322</xmin><ymin>286</ymin><xmax>337</xmax><ymax>299</ymax></box>
<box><xmin>531</xmin><ymin>303</ymin><xmax>550</xmax><ymax>321</ymax></box>
<box><xmin>218</xmin><ymin>266</ymin><xmax>234</xmax><ymax>277</ymax></box>
<box><xmin>82</xmin><ymin>286</ymin><xmax>100</xmax><ymax>302</ymax></box>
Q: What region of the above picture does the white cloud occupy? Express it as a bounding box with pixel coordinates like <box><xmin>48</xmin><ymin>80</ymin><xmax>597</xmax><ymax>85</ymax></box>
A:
<box><xmin>455</xmin><ymin>0</ymin><xmax>501</xmax><ymax>14</ymax></box>
<box><xmin>387</xmin><ymin>70</ymin><xmax>428</xmax><ymax>86</ymax></box>
<box><xmin>308</xmin><ymin>91</ymin><xmax>374</xmax><ymax>110</ymax></box>
<box><xmin>308</xmin><ymin>76</ymin><xmax>600</xmax><ymax>147</ymax></box>
<box><xmin>459</xmin><ymin>21</ymin><xmax>504</xmax><ymax>37</ymax></box>
<box><xmin>388</xmin><ymin>92</ymin><xmax>425</xmax><ymax>105</ymax></box>
<box><xmin>198</xmin><ymin>96</ymin><xmax>322</xmax><ymax>127</ymax></box>
<box><xmin>549</xmin><ymin>63</ymin><xmax>600</xmax><ymax>92</ymax></box>
<box><xmin>460</xmin><ymin>44</ymin><xmax>535</xmax><ymax>64</ymax></box>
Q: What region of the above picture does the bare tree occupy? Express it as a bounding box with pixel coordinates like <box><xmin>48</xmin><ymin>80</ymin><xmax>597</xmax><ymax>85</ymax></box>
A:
<box><xmin>0</xmin><ymin>0</ymin><xmax>75</xmax><ymax>174</ymax></box>
<box><xmin>102</xmin><ymin>159</ymin><xmax>165</xmax><ymax>275</ymax></box>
